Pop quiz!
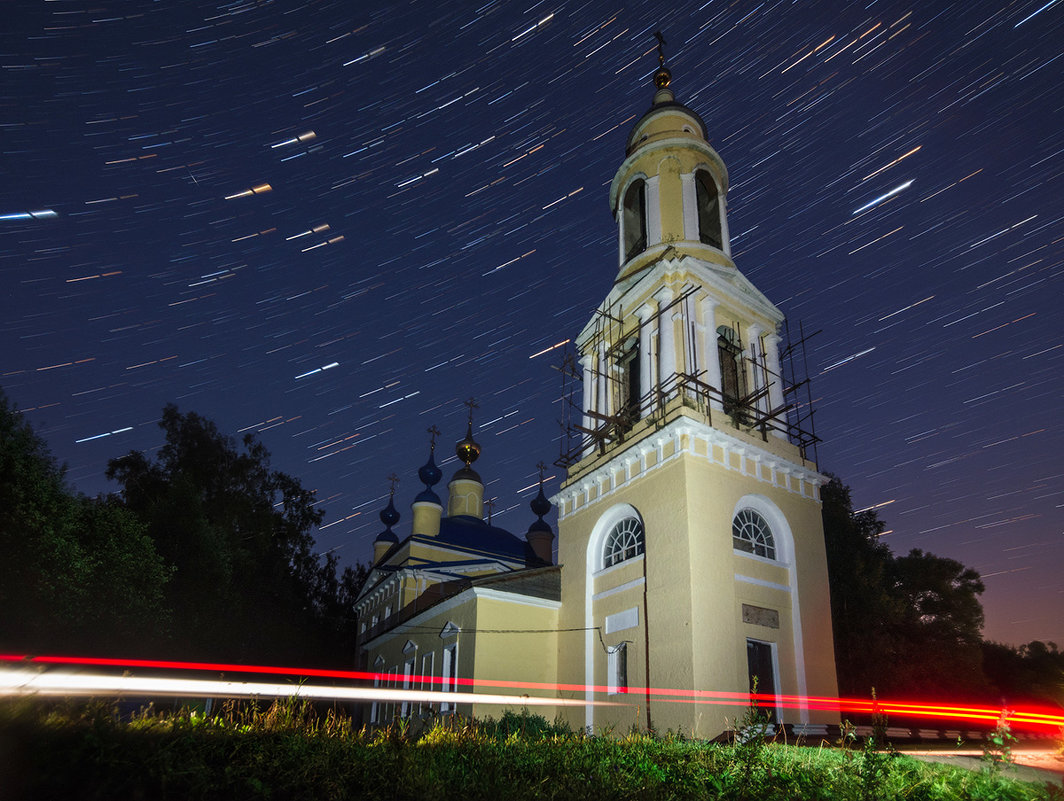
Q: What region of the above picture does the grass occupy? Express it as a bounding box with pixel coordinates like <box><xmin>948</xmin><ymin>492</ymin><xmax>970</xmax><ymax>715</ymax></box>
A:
<box><xmin>1</xmin><ymin>699</ymin><xmax>1061</xmax><ymax>800</ymax></box>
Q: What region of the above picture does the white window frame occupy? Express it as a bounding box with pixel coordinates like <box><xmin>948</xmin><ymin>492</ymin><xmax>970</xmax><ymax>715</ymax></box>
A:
<box><xmin>732</xmin><ymin>508</ymin><xmax>777</xmax><ymax>560</ymax></box>
<box><xmin>607</xmin><ymin>643</ymin><xmax>628</xmax><ymax>695</ymax></box>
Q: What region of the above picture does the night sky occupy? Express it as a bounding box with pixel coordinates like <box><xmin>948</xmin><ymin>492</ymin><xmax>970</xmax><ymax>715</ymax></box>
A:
<box><xmin>4</xmin><ymin>0</ymin><xmax>1061</xmax><ymax>648</ymax></box>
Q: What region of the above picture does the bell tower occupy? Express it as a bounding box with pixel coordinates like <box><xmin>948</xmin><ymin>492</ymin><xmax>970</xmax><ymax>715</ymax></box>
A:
<box><xmin>554</xmin><ymin>37</ymin><xmax>839</xmax><ymax>738</ymax></box>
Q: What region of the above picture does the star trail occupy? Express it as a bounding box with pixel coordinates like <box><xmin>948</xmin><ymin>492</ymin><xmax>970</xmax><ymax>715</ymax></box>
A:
<box><xmin>3</xmin><ymin>0</ymin><xmax>1061</xmax><ymax>646</ymax></box>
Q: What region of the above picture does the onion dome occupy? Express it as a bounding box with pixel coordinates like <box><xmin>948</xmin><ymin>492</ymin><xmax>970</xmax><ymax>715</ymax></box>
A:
<box><xmin>374</xmin><ymin>482</ymin><xmax>400</xmax><ymax>544</ymax></box>
<box><xmin>525</xmin><ymin>464</ymin><xmax>554</xmax><ymax>566</ymax></box>
<box><xmin>528</xmin><ymin>462</ymin><xmax>553</xmax><ymax>534</ymax></box>
<box><xmin>527</xmin><ymin>478</ymin><xmax>553</xmax><ymax>535</ymax></box>
<box><xmin>453</xmin><ymin>398</ymin><xmax>482</xmax><ymax>482</ymax></box>
<box><xmin>456</xmin><ymin>423</ymin><xmax>480</xmax><ymax>468</ymax></box>
<box><xmin>415</xmin><ymin>435</ymin><xmax>443</xmax><ymax>504</ymax></box>
<box><xmin>654</xmin><ymin>64</ymin><xmax>672</xmax><ymax>90</ymax></box>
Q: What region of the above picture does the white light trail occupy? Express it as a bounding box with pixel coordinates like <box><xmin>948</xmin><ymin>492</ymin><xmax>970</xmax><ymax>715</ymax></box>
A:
<box><xmin>0</xmin><ymin>669</ymin><xmax>612</xmax><ymax>709</ymax></box>
<box><xmin>852</xmin><ymin>180</ymin><xmax>914</xmax><ymax>215</ymax></box>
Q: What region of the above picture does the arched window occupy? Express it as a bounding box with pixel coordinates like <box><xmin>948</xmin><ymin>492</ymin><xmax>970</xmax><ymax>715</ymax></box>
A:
<box><xmin>622</xmin><ymin>179</ymin><xmax>647</xmax><ymax>261</ymax></box>
<box><xmin>603</xmin><ymin>516</ymin><xmax>645</xmax><ymax>568</ymax></box>
<box><xmin>717</xmin><ymin>325</ymin><xmax>745</xmax><ymax>417</ymax></box>
<box><xmin>732</xmin><ymin>508</ymin><xmax>776</xmax><ymax>560</ymax></box>
<box><xmin>696</xmin><ymin>170</ymin><xmax>723</xmax><ymax>250</ymax></box>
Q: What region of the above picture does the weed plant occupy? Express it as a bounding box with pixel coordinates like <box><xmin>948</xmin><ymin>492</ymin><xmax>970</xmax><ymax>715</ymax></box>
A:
<box><xmin>0</xmin><ymin>697</ymin><xmax>1058</xmax><ymax>800</ymax></box>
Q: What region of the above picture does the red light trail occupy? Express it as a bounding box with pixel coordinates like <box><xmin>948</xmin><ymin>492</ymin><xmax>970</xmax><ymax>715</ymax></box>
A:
<box><xmin>2</xmin><ymin>653</ymin><xmax>1061</xmax><ymax>733</ymax></box>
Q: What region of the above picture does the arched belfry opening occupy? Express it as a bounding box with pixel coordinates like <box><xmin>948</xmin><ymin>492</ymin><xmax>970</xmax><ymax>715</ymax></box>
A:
<box><xmin>622</xmin><ymin>179</ymin><xmax>647</xmax><ymax>262</ymax></box>
<box><xmin>696</xmin><ymin>169</ymin><xmax>723</xmax><ymax>250</ymax></box>
<box><xmin>717</xmin><ymin>324</ymin><xmax>746</xmax><ymax>420</ymax></box>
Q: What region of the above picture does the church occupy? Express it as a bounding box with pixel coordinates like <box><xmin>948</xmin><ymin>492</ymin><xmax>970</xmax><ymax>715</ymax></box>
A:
<box><xmin>353</xmin><ymin>49</ymin><xmax>839</xmax><ymax>739</ymax></box>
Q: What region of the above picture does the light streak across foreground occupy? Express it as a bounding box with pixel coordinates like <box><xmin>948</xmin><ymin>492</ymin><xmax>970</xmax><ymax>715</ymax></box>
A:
<box><xmin>2</xmin><ymin>654</ymin><xmax>1062</xmax><ymax>732</ymax></box>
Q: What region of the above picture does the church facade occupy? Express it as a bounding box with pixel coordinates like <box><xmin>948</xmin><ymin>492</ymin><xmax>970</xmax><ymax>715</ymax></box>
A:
<box><xmin>354</xmin><ymin>56</ymin><xmax>839</xmax><ymax>738</ymax></box>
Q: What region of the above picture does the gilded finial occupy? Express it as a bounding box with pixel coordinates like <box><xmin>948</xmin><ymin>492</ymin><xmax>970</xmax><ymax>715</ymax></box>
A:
<box><xmin>456</xmin><ymin>398</ymin><xmax>481</xmax><ymax>467</ymax></box>
<box><xmin>653</xmin><ymin>30</ymin><xmax>672</xmax><ymax>89</ymax></box>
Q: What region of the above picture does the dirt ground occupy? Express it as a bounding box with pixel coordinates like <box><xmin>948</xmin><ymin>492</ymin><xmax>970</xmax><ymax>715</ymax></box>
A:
<box><xmin>900</xmin><ymin>746</ymin><xmax>1064</xmax><ymax>785</ymax></box>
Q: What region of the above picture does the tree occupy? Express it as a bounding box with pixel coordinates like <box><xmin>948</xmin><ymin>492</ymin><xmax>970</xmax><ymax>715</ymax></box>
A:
<box><xmin>822</xmin><ymin>474</ymin><xmax>989</xmax><ymax>698</ymax></box>
<box><xmin>106</xmin><ymin>404</ymin><xmax>363</xmax><ymax>665</ymax></box>
<box><xmin>821</xmin><ymin>476</ymin><xmax>901</xmax><ymax>697</ymax></box>
<box><xmin>0</xmin><ymin>388</ymin><xmax>170</xmax><ymax>655</ymax></box>
<box><xmin>982</xmin><ymin>640</ymin><xmax>1064</xmax><ymax>706</ymax></box>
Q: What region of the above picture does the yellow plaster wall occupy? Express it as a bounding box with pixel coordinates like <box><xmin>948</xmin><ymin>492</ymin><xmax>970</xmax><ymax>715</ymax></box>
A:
<box><xmin>558</xmin><ymin>437</ymin><xmax>839</xmax><ymax>737</ymax></box>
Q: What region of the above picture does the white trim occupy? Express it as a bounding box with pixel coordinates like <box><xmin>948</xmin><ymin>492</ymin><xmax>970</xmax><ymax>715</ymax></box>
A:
<box><xmin>585</xmin><ymin>503</ymin><xmax>644</xmax><ymax>731</ymax></box>
<box><xmin>593</xmin><ymin>553</ymin><xmax>645</xmax><ymax>579</ymax></box>
<box><xmin>734</xmin><ymin>548</ymin><xmax>790</xmax><ymax>569</ymax></box>
<box><xmin>554</xmin><ymin>415</ymin><xmax>825</xmax><ymax>520</ymax></box>
<box><xmin>646</xmin><ymin>175</ymin><xmax>662</xmax><ymax>247</ymax></box>
<box><xmin>402</xmin><ymin>639</ymin><xmax>418</xmax><ymax>654</ymax></box>
<box><xmin>605</xmin><ymin>607</ymin><xmax>639</xmax><ymax>634</ymax></box>
<box><xmin>439</xmin><ymin>620</ymin><xmax>461</xmax><ymax>639</ymax></box>
<box><xmin>681</xmin><ymin>171</ymin><xmax>698</xmax><ymax>242</ymax></box>
<box><xmin>734</xmin><ymin>574</ymin><xmax>791</xmax><ymax>593</ymax></box>
<box><xmin>471</xmin><ymin>587</ymin><xmax>562</xmax><ymax>609</ymax></box>
<box><xmin>592</xmin><ymin>575</ymin><xmax>646</xmax><ymax>601</ymax></box>
<box><xmin>746</xmin><ymin>637</ymin><xmax>784</xmax><ymax>724</ymax></box>
<box><xmin>732</xmin><ymin>492</ymin><xmax>810</xmax><ymax>724</ymax></box>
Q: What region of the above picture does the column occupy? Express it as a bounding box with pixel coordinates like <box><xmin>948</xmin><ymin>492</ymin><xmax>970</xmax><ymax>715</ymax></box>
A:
<box><xmin>636</xmin><ymin>304</ymin><xmax>654</xmax><ymax>418</ymax></box>
<box><xmin>764</xmin><ymin>332</ymin><xmax>787</xmax><ymax>439</ymax></box>
<box><xmin>699</xmin><ymin>297</ymin><xmax>723</xmax><ymax>411</ymax></box>
<box><xmin>645</xmin><ymin>176</ymin><xmax>662</xmax><ymax>248</ymax></box>
<box><xmin>746</xmin><ymin>323</ymin><xmax>765</xmax><ymax>415</ymax></box>
<box><xmin>680</xmin><ymin>172</ymin><xmax>698</xmax><ymax>242</ymax></box>
<box><xmin>655</xmin><ymin>286</ymin><xmax>676</xmax><ymax>402</ymax></box>
<box><xmin>580</xmin><ymin>353</ymin><xmax>594</xmax><ymax>435</ymax></box>
<box><xmin>597</xmin><ymin>340</ymin><xmax>610</xmax><ymax>417</ymax></box>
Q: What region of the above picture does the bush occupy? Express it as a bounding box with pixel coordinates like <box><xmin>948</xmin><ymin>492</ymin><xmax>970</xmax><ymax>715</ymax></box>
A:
<box><xmin>0</xmin><ymin>699</ymin><xmax>1057</xmax><ymax>800</ymax></box>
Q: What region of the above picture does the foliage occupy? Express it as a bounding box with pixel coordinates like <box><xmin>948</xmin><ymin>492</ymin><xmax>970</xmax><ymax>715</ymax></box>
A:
<box><xmin>821</xmin><ymin>475</ymin><xmax>990</xmax><ymax>698</ymax></box>
<box><xmin>106</xmin><ymin>404</ymin><xmax>365</xmax><ymax>665</ymax></box>
<box><xmin>2</xmin><ymin>699</ymin><xmax>1058</xmax><ymax>801</ymax></box>
<box><xmin>983</xmin><ymin>640</ymin><xmax>1064</xmax><ymax>707</ymax></box>
<box><xmin>0</xmin><ymin>388</ymin><xmax>171</xmax><ymax>654</ymax></box>
<box><xmin>983</xmin><ymin>710</ymin><xmax>1018</xmax><ymax>775</ymax></box>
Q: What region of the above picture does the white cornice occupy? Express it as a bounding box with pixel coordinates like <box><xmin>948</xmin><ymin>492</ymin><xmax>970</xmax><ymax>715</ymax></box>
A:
<box><xmin>575</xmin><ymin>254</ymin><xmax>782</xmax><ymax>349</ymax></box>
<box><xmin>361</xmin><ymin>585</ymin><xmax>560</xmax><ymax>650</ymax></box>
<box><xmin>472</xmin><ymin>587</ymin><xmax>562</xmax><ymax>609</ymax></box>
<box><xmin>552</xmin><ymin>415</ymin><xmax>826</xmax><ymax>520</ymax></box>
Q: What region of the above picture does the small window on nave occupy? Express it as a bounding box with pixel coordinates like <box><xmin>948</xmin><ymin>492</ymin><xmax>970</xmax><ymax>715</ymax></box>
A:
<box><xmin>732</xmin><ymin>508</ymin><xmax>776</xmax><ymax>560</ymax></box>
<box><xmin>603</xmin><ymin>516</ymin><xmax>645</xmax><ymax>569</ymax></box>
<box><xmin>622</xmin><ymin>179</ymin><xmax>647</xmax><ymax>262</ymax></box>
<box><xmin>696</xmin><ymin>170</ymin><xmax>723</xmax><ymax>250</ymax></box>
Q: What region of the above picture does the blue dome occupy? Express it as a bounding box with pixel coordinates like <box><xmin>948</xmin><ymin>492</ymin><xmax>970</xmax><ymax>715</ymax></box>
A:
<box><xmin>527</xmin><ymin>517</ymin><xmax>552</xmax><ymax>535</ymax></box>
<box><xmin>415</xmin><ymin>487</ymin><xmax>442</xmax><ymax>505</ymax></box>
<box><xmin>379</xmin><ymin>496</ymin><xmax>400</xmax><ymax>527</ymax></box>
<box><xmin>418</xmin><ymin>451</ymin><xmax>442</xmax><ymax>487</ymax></box>
<box><xmin>374</xmin><ymin>528</ymin><xmax>399</xmax><ymax>544</ymax></box>
<box><xmin>530</xmin><ymin>486</ymin><xmax>551</xmax><ymax>518</ymax></box>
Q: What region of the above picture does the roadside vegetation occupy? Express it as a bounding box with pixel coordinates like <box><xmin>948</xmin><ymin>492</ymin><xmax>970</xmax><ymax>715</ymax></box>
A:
<box><xmin>1</xmin><ymin>701</ymin><xmax>1060</xmax><ymax>801</ymax></box>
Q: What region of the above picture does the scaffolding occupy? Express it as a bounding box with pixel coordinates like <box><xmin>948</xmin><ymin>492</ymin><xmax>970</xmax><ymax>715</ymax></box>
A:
<box><xmin>554</xmin><ymin>292</ymin><xmax>820</xmax><ymax>470</ymax></box>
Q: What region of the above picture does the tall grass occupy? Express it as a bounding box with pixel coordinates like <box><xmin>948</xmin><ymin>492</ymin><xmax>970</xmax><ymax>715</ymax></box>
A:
<box><xmin>0</xmin><ymin>699</ymin><xmax>1059</xmax><ymax>800</ymax></box>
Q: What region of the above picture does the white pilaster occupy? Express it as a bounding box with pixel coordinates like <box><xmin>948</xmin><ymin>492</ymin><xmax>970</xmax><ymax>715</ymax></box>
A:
<box><xmin>655</xmin><ymin>286</ymin><xmax>676</xmax><ymax>401</ymax></box>
<box><xmin>597</xmin><ymin>340</ymin><xmax>610</xmax><ymax>418</ymax></box>
<box><xmin>764</xmin><ymin>332</ymin><xmax>787</xmax><ymax>439</ymax></box>
<box><xmin>700</xmin><ymin>297</ymin><xmax>723</xmax><ymax>411</ymax></box>
<box><xmin>580</xmin><ymin>353</ymin><xmax>594</xmax><ymax>436</ymax></box>
<box><xmin>636</xmin><ymin>304</ymin><xmax>655</xmax><ymax>417</ymax></box>
<box><xmin>680</xmin><ymin>172</ymin><xmax>698</xmax><ymax>242</ymax></box>
<box><xmin>720</xmin><ymin>195</ymin><xmax>732</xmax><ymax>257</ymax></box>
<box><xmin>747</xmin><ymin>324</ymin><xmax>765</xmax><ymax>414</ymax></box>
<box><xmin>646</xmin><ymin>175</ymin><xmax>662</xmax><ymax>248</ymax></box>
